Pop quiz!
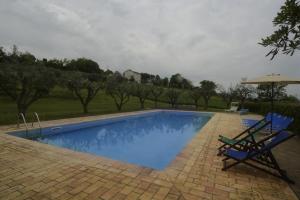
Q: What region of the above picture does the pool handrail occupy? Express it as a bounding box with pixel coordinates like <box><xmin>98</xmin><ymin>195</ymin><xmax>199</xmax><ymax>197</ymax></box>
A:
<box><xmin>17</xmin><ymin>113</ymin><xmax>29</xmax><ymax>137</ymax></box>
<box><xmin>32</xmin><ymin>112</ymin><xmax>42</xmax><ymax>136</ymax></box>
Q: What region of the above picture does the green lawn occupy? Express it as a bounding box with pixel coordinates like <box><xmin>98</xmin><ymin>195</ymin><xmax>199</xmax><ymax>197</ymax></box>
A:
<box><xmin>0</xmin><ymin>88</ymin><xmax>227</xmax><ymax>125</ymax></box>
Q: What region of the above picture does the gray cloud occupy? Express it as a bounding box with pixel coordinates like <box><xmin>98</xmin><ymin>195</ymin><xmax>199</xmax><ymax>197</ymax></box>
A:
<box><xmin>0</xmin><ymin>0</ymin><xmax>299</xmax><ymax>96</ymax></box>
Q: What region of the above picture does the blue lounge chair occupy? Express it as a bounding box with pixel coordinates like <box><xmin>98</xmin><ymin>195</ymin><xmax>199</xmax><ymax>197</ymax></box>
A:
<box><xmin>239</xmin><ymin>108</ymin><xmax>249</xmax><ymax>115</ymax></box>
<box><xmin>222</xmin><ymin>130</ymin><xmax>295</xmax><ymax>183</ymax></box>
<box><xmin>242</xmin><ymin>112</ymin><xmax>273</xmax><ymax>126</ymax></box>
<box><xmin>243</xmin><ymin>113</ymin><xmax>294</xmax><ymax>132</ymax></box>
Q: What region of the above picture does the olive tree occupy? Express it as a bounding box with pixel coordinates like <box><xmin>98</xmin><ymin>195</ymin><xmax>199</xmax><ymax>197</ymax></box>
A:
<box><xmin>189</xmin><ymin>87</ymin><xmax>202</xmax><ymax>109</ymax></box>
<box><xmin>66</xmin><ymin>72</ymin><xmax>104</xmax><ymax>114</ymax></box>
<box><xmin>217</xmin><ymin>85</ymin><xmax>237</xmax><ymax>108</ymax></box>
<box><xmin>257</xmin><ymin>84</ymin><xmax>287</xmax><ymax>101</ymax></box>
<box><xmin>65</xmin><ymin>58</ymin><xmax>103</xmax><ymax>73</ymax></box>
<box><xmin>150</xmin><ymin>86</ymin><xmax>164</xmax><ymax>108</ymax></box>
<box><xmin>106</xmin><ymin>73</ymin><xmax>131</xmax><ymax>111</ymax></box>
<box><xmin>132</xmin><ymin>84</ymin><xmax>151</xmax><ymax>109</ymax></box>
<box><xmin>0</xmin><ymin>63</ymin><xmax>57</xmax><ymax>115</ymax></box>
<box><xmin>166</xmin><ymin>88</ymin><xmax>181</xmax><ymax>108</ymax></box>
<box><xmin>199</xmin><ymin>80</ymin><xmax>217</xmax><ymax>110</ymax></box>
<box><xmin>235</xmin><ymin>84</ymin><xmax>255</xmax><ymax>108</ymax></box>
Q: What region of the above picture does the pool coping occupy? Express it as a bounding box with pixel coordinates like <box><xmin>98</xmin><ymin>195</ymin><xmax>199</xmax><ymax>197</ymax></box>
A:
<box><xmin>1</xmin><ymin>109</ymin><xmax>214</xmax><ymax>174</ymax></box>
<box><xmin>6</xmin><ymin>109</ymin><xmax>214</xmax><ymax>138</ymax></box>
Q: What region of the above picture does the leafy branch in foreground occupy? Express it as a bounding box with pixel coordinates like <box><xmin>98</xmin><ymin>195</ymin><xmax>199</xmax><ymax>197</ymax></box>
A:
<box><xmin>260</xmin><ymin>0</ymin><xmax>300</xmax><ymax>59</ymax></box>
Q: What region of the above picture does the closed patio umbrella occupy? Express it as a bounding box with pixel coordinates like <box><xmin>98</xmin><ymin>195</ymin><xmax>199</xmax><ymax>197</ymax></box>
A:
<box><xmin>241</xmin><ymin>73</ymin><xmax>300</xmax><ymax>133</ymax></box>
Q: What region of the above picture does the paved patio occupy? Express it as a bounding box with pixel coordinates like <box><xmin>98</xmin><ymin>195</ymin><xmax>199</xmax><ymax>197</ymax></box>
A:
<box><xmin>0</xmin><ymin>111</ymin><xmax>298</xmax><ymax>200</ymax></box>
<box><xmin>273</xmin><ymin>133</ymin><xmax>300</xmax><ymax>198</ymax></box>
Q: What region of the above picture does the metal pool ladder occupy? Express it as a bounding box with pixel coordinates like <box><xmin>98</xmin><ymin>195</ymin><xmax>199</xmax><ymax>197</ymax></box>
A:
<box><xmin>17</xmin><ymin>113</ymin><xmax>29</xmax><ymax>136</ymax></box>
<box><xmin>32</xmin><ymin>112</ymin><xmax>42</xmax><ymax>136</ymax></box>
<box><xmin>17</xmin><ymin>112</ymin><xmax>42</xmax><ymax>137</ymax></box>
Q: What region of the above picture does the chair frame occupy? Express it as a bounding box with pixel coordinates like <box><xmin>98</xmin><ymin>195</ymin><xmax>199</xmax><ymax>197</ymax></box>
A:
<box><xmin>222</xmin><ymin>130</ymin><xmax>295</xmax><ymax>184</ymax></box>
<box><xmin>218</xmin><ymin>118</ymin><xmax>271</xmax><ymax>156</ymax></box>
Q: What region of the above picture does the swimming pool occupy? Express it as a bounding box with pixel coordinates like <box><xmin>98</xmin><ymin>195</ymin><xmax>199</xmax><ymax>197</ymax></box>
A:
<box><xmin>9</xmin><ymin>111</ymin><xmax>212</xmax><ymax>170</ymax></box>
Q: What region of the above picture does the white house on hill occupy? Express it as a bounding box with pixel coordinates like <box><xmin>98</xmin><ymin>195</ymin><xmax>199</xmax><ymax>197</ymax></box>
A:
<box><xmin>123</xmin><ymin>69</ymin><xmax>141</xmax><ymax>83</ymax></box>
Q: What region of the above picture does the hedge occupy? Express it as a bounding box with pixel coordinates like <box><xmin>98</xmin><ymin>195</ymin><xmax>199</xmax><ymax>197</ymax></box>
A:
<box><xmin>244</xmin><ymin>102</ymin><xmax>300</xmax><ymax>133</ymax></box>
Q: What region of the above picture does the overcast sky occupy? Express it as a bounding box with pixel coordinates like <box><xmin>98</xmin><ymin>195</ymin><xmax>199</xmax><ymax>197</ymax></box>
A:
<box><xmin>0</xmin><ymin>0</ymin><xmax>299</xmax><ymax>96</ymax></box>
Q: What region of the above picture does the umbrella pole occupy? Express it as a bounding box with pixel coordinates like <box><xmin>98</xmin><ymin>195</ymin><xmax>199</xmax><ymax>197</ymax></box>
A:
<box><xmin>270</xmin><ymin>82</ymin><xmax>274</xmax><ymax>134</ymax></box>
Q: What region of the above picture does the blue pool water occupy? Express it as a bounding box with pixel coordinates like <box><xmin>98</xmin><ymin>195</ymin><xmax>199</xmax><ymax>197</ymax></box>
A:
<box><xmin>10</xmin><ymin>111</ymin><xmax>212</xmax><ymax>170</ymax></box>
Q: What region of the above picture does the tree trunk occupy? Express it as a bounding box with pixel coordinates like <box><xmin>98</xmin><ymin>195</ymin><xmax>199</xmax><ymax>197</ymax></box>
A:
<box><xmin>226</xmin><ymin>101</ymin><xmax>231</xmax><ymax>108</ymax></box>
<box><xmin>83</xmin><ymin>104</ymin><xmax>88</xmax><ymax>114</ymax></box>
<box><xmin>17</xmin><ymin>103</ymin><xmax>28</xmax><ymax>116</ymax></box>
<box><xmin>140</xmin><ymin>98</ymin><xmax>144</xmax><ymax>109</ymax></box>
<box><xmin>240</xmin><ymin>99</ymin><xmax>245</xmax><ymax>109</ymax></box>
<box><xmin>204</xmin><ymin>99</ymin><xmax>208</xmax><ymax>110</ymax></box>
<box><xmin>154</xmin><ymin>99</ymin><xmax>158</xmax><ymax>108</ymax></box>
<box><xmin>116</xmin><ymin>102</ymin><xmax>122</xmax><ymax>111</ymax></box>
<box><xmin>194</xmin><ymin>100</ymin><xmax>198</xmax><ymax>109</ymax></box>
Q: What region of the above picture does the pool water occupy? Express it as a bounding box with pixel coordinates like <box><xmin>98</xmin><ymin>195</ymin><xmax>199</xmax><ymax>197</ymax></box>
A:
<box><xmin>11</xmin><ymin>111</ymin><xmax>212</xmax><ymax>170</ymax></box>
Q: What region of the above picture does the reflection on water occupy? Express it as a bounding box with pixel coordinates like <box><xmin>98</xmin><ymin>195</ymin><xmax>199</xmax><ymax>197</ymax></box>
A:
<box><xmin>38</xmin><ymin>112</ymin><xmax>211</xmax><ymax>169</ymax></box>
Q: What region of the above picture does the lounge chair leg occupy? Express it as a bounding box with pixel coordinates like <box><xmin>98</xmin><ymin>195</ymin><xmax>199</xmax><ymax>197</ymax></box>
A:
<box><xmin>222</xmin><ymin>159</ymin><xmax>226</xmax><ymax>170</ymax></box>
<box><xmin>284</xmin><ymin>177</ymin><xmax>295</xmax><ymax>184</ymax></box>
<box><xmin>218</xmin><ymin>147</ymin><xmax>228</xmax><ymax>156</ymax></box>
<box><xmin>217</xmin><ymin>143</ymin><xmax>227</xmax><ymax>155</ymax></box>
<box><xmin>217</xmin><ymin>150</ymin><xmax>223</xmax><ymax>156</ymax></box>
<box><xmin>279</xmin><ymin>170</ymin><xmax>295</xmax><ymax>184</ymax></box>
<box><xmin>222</xmin><ymin>157</ymin><xmax>242</xmax><ymax>171</ymax></box>
<box><xmin>268</xmin><ymin>152</ymin><xmax>295</xmax><ymax>184</ymax></box>
<box><xmin>222</xmin><ymin>157</ymin><xmax>235</xmax><ymax>171</ymax></box>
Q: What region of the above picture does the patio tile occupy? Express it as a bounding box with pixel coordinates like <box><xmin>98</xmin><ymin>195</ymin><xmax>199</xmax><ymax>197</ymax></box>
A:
<box><xmin>0</xmin><ymin>111</ymin><xmax>298</xmax><ymax>200</ymax></box>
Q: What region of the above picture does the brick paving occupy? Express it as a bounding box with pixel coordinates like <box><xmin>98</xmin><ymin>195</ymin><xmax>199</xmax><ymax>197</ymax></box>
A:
<box><xmin>273</xmin><ymin>134</ymin><xmax>300</xmax><ymax>198</ymax></box>
<box><xmin>0</xmin><ymin>111</ymin><xmax>298</xmax><ymax>200</ymax></box>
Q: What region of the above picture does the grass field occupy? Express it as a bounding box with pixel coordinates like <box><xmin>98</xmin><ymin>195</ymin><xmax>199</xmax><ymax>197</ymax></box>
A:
<box><xmin>0</xmin><ymin>88</ymin><xmax>227</xmax><ymax>125</ymax></box>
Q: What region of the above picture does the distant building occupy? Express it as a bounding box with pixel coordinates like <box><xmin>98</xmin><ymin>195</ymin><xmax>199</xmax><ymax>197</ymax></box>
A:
<box><xmin>123</xmin><ymin>69</ymin><xmax>141</xmax><ymax>83</ymax></box>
